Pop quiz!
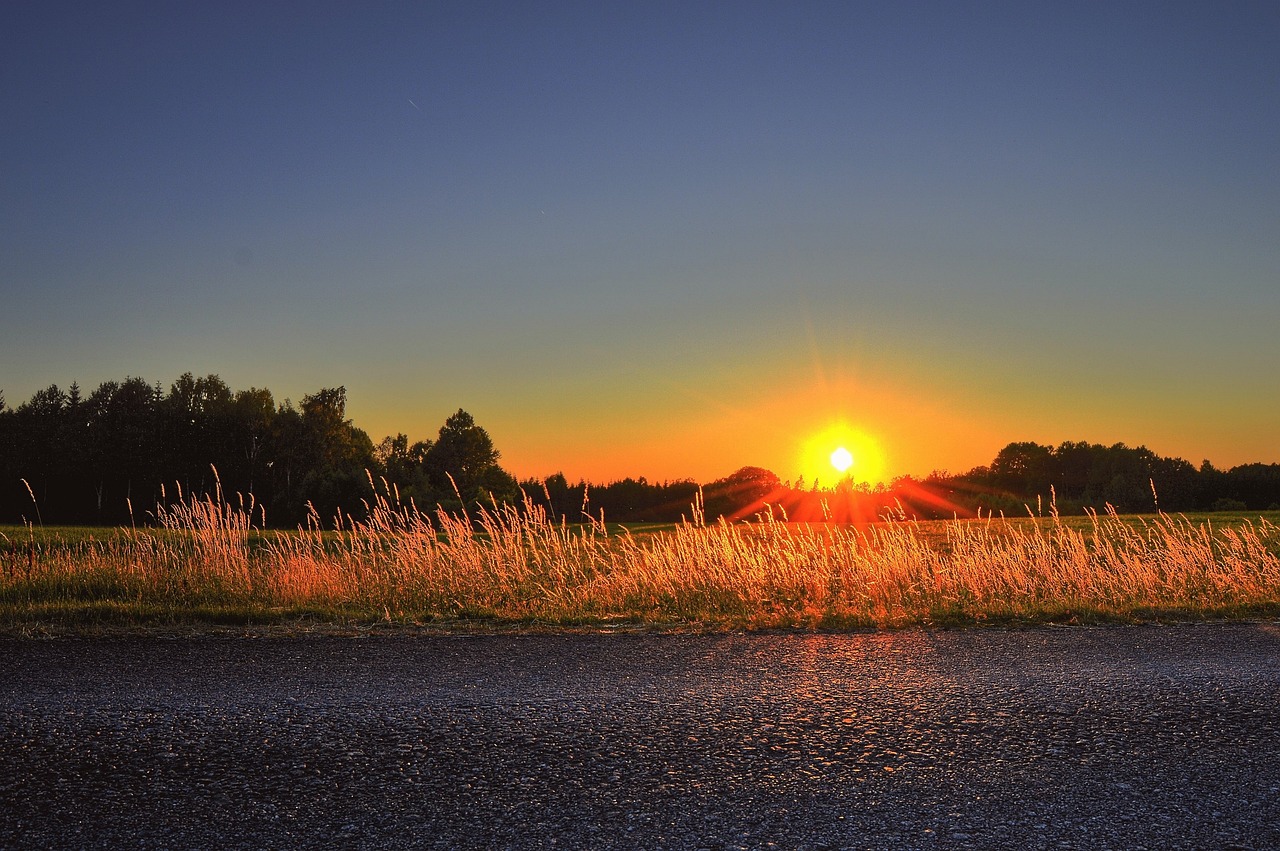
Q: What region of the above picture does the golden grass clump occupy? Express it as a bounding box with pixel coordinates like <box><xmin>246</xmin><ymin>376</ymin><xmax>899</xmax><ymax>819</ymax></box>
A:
<box><xmin>2</xmin><ymin>481</ymin><xmax>1279</xmax><ymax>630</ymax></box>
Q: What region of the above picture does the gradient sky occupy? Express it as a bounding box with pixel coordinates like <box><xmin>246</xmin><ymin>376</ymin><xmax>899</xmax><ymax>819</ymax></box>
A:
<box><xmin>3</xmin><ymin>2</ymin><xmax>1278</xmax><ymax>485</ymax></box>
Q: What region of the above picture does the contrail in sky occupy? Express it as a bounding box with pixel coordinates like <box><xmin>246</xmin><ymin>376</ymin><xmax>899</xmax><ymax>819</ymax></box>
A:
<box><xmin>408</xmin><ymin>99</ymin><xmax>421</xmax><ymax>111</ymax></box>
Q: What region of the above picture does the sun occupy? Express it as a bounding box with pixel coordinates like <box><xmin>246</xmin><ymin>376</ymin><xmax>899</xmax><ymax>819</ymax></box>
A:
<box><xmin>798</xmin><ymin>424</ymin><xmax>886</xmax><ymax>487</ymax></box>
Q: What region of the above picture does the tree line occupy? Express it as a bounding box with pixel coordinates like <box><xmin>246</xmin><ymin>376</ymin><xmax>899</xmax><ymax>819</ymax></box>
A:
<box><xmin>0</xmin><ymin>374</ymin><xmax>515</xmax><ymax>527</ymax></box>
<box><xmin>2</xmin><ymin>375</ymin><xmax>1278</xmax><ymax>526</ymax></box>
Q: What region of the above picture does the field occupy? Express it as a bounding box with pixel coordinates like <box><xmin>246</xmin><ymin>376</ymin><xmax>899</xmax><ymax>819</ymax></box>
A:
<box><xmin>2</xmin><ymin>488</ymin><xmax>1279</xmax><ymax>634</ymax></box>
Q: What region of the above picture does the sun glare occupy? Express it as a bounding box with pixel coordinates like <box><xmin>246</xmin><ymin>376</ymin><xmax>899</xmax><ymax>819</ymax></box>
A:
<box><xmin>799</xmin><ymin>424</ymin><xmax>886</xmax><ymax>487</ymax></box>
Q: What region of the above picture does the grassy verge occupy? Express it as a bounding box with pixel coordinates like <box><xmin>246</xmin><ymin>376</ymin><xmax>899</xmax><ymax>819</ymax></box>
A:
<box><xmin>3</xmin><ymin>495</ymin><xmax>1279</xmax><ymax>635</ymax></box>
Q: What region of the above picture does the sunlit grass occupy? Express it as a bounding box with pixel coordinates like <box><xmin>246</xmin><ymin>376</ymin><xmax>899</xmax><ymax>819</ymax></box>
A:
<box><xmin>2</xmin><ymin>483</ymin><xmax>1279</xmax><ymax>632</ymax></box>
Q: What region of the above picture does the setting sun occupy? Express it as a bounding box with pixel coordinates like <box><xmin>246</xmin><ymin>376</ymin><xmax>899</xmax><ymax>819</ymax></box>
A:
<box><xmin>798</xmin><ymin>424</ymin><xmax>887</xmax><ymax>487</ymax></box>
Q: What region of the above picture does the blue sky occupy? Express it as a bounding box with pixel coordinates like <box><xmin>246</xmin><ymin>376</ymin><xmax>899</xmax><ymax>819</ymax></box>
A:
<box><xmin>3</xmin><ymin>2</ymin><xmax>1278</xmax><ymax>483</ymax></box>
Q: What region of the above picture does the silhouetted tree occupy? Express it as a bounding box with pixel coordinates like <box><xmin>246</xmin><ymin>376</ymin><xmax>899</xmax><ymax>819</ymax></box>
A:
<box><xmin>9</xmin><ymin>385</ymin><xmax>69</xmax><ymax>517</ymax></box>
<box><xmin>424</xmin><ymin>409</ymin><xmax>517</xmax><ymax>510</ymax></box>
<box><xmin>81</xmin><ymin>377</ymin><xmax>162</xmax><ymax>521</ymax></box>
<box><xmin>230</xmin><ymin>387</ymin><xmax>277</xmax><ymax>496</ymax></box>
<box><xmin>704</xmin><ymin>466</ymin><xmax>783</xmax><ymax>519</ymax></box>
<box><xmin>158</xmin><ymin>373</ymin><xmax>237</xmax><ymax>498</ymax></box>
<box><xmin>528</xmin><ymin>472</ymin><xmax>587</xmax><ymax>521</ymax></box>
<box><xmin>1198</xmin><ymin>460</ymin><xmax>1229</xmax><ymax>508</ymax></box>
<box><xmin>990</xmin><ymin>442</ymin><xmax>1055</xmax><ymax>498</ymax></box>
<box><xmin>376</xmin><ymin>432</ymin><xmax>434</xmax><ymax>508</ymax></box>
<box><xmin>294</xmin><ymin>387</ymin><xmax>376</xmax><ymax>524</ymax></box>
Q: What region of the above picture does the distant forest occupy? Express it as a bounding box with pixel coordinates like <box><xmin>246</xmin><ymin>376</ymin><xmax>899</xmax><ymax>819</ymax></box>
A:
<box><xmin>2</xmin><ymin>374</ymin><xmax>1278</xmax><ymax>527</ymax></box>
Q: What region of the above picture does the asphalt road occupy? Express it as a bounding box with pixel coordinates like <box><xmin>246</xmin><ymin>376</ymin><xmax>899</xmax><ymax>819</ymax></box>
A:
<box><xmin>2</xmin><ymin>625</ymin><xmax>1279</xmax><ymax>850</ymax></box>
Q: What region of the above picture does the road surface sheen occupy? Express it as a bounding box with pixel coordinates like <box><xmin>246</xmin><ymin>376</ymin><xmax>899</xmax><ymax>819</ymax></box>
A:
<box><xmin>2</xmin><ymin>625</ymin><xmax>1279</xmax><ymax>849</ymax></box>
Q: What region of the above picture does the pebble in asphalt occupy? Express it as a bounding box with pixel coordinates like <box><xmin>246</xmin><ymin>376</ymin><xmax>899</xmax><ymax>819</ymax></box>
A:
<box><xmin>1</xmin><ymin>623</ymin><xmax>1279</xmax><ymax>849</ymax></box>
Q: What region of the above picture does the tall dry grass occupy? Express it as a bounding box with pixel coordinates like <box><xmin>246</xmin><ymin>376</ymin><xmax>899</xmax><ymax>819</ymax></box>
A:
<box><xmin>3</xmin><ymin>478</ymin><xmax>1279</xmax><ymax>629</ymax></box>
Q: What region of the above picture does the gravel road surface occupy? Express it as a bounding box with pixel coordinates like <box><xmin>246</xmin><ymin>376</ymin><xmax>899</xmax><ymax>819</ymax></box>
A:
<box><xmin>2</xmin><ymin>624</ymin><xmax>1279</xmax><ymax>849</ymax></box>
